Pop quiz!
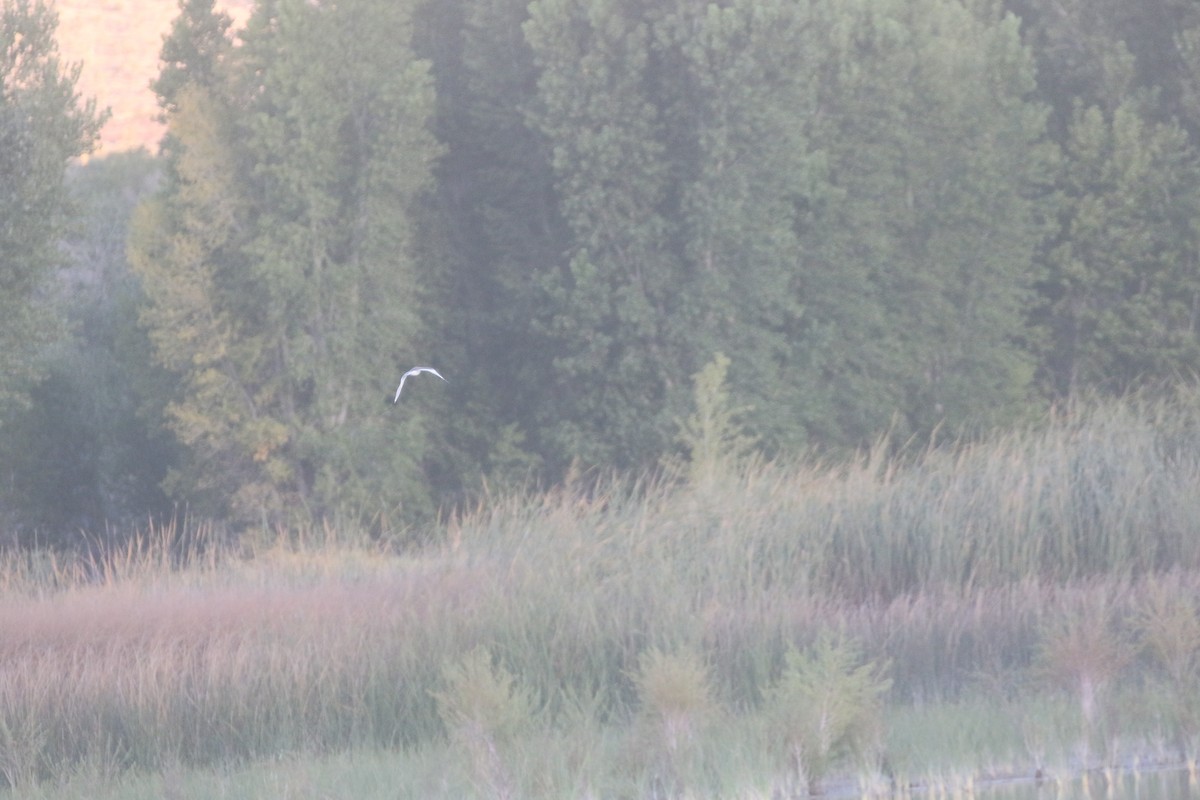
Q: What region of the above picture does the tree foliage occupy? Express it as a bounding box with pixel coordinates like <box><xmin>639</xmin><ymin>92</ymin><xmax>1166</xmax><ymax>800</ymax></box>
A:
<box><xmin>138</xmin><ymin>0</ymin><xmax>1199</xmax><ymax>521</ymax></box>
<box><xmin>1038</xmin><ymin>97</ymin><xmax>1200</xmax><ymax>396</ymax></box>
<box><xmin>766</xmin><ymin>637</ymin><xmax>891</xmax><ymax>794</ymax></box>
<box><xmin>0</xmin><ymin>153</ymin><xmax>173</xmax><ymax>543</ymax></box>
<box><xmin>672</xmin><ymin>353</ymin><xmax>757</xmax><ymax>492</ymax></box>
<box><xmin>130</xmin><ymin>0</ymin><xmax>442</xmax><ymax>526</ymax></box>
<box><xmin>520</xmin><ymin>0</ymin><xmax>1051</xmax><ymax>464</ymax></box>
<box><xmin>793</xmin><ymin>0</ymin><xmax>1052</xmax><ymax>441</ymax></box>
<box><xmin>7</xmin><ymin>0</ymin><xmax>1200</xmax><ymax>537</ymax></box>
<box><xmin>0</xmin><ymin>0</ymin><xmax>103</xmax><ymax>419</ymax></box>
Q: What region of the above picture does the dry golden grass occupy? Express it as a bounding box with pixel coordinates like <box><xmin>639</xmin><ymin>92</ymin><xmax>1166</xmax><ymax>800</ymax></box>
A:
<box><xmin>0</xmin><ymin>533</ymin><xmax>508</xmax><ymax>787</ymax></box>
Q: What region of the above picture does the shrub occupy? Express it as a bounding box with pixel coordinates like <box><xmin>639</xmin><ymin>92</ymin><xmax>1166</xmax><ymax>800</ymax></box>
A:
<box><xmin>764</xmin><ymin>636</ymin><xmax>891</xmax><ymax>794</ymax></box>
<box><xmin>1034</xmin><ymin>596</ymin><xmax>1133</xmax><ymax>762</ymax></box>
<box><xmin>1136</xmin><ymin>577</ymin><xmax>1200</xmax><ymax>745</ymax></box>
<box><xmin>671</xmin><ymin>352</ymin><xmax>758</xmax><ymax>493</ymax></box>
<box><xmin>432</xmin><ymin>647</ymin><xmax>537</xmax><ymax>800</ymax></box>
<box><xmin>631</xmin><ymin>647</ymin><xmax>716</xmax><ymax>795</ymax></box>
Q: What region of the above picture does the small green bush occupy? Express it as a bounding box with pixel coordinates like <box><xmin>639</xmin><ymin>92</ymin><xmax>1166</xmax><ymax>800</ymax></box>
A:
<box><xmin>432</xmin><ymin>647</ymin><xmax>537</xmax><ymax>800</ymax></box>
<box><xmin>1136</xmin><ymin>578</ymin><xmax>1200</xmax><ymax>745</ymax></box>
<box><xmin>1035</xmin><ymin>597</ymin><xmax>1133</xmax><ymax>762</ymax></box>
<box><xmin>764</xmin><ymin>636</ymin><xmax>891</xmax><ymax>794</ymax></box>
<box><xmin>631</xmin><ymin>647</ymin><xmax>716</xmax><ymax>795</ymax></box>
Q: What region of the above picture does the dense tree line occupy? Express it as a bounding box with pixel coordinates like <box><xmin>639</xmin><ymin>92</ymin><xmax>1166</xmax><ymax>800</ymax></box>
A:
<box><xmin>0</xmin><ymin>1</ymin><xmax>102</xmax><ymax>419</ymax></box>
<box><xmin>2</xmin><ymin>0</ymin><xmax>1199</xmax><ymax>541</ymax></box>
<box><xmin>0</xmin><ymin>0</ymin><xmax>108</xmax><ymax>543</ymax></box>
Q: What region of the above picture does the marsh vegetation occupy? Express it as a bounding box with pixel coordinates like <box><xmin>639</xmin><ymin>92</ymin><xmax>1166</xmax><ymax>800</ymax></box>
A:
<box><xmin>1</xmin><ymin>391</ymin><xmax>1198</xmax><ymax>798</ymax></box>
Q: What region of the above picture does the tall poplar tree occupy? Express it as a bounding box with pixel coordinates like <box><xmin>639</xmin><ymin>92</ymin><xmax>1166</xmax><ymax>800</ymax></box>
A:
<box><xmin>1006</xmin><ymin>1</ymin><xmax>1200</xmax><ymax>398</ymax></box>
<box><xmin>242</xmin><ymin>0</ymin><xmax>443</xmax><ymax>519</ymax></box>
<box><xmin>1039</xmin><ymin>94</ymin><xmax>1200</xmax><ymax>395</ymax></box>
<box><xmin>0</xmin><ymin>0</ymin><xmax>103</xmax><ymax>418</ymax></box>
<box><xmin>518</xmin><ymin>0</ymin><xmax>1052</xmax><ymax>467</ymax></box>
<box><xmin>660</xmin><ymin>0</ymin><xmax>825</xmax><ymax>453</ymax></box>
<box><xmin>797</xmin><ymin>0</ymin><xmax>1052</xmax><ymax>440</ymax></box>
<box><xmin>413</xmin><ymin>0</ymin><xmax>564</xmax><ymax>487</ymax></box>
<box><xmin>132</xmin><ymin>0</ymin><xmax>443</xmax><ymax>525</ymax></box>
<box><xmin>524</xmin><ymin>0</ymin><xmax>687</xmax><ymax>470</ymax></box>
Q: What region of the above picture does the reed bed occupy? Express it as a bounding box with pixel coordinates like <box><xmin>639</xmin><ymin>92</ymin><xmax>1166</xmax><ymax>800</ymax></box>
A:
<box><xmin>1</xmin><ymin>392</ymin><xmax>1199</xmax><ymax>795</ymax></box>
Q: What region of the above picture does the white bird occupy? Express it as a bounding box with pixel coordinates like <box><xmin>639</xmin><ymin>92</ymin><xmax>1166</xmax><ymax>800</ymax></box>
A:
<box><xmin>393</xmin><ymin>366</ymin><xmax>447</xmax><ymax>403</ymax></box>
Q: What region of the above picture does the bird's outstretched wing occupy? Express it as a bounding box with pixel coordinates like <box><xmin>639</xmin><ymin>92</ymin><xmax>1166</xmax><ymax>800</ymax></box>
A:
<box><xmin>393</xmin><ymin>367</ymin><xmax>447</xmax><ymax>403</ymax></box>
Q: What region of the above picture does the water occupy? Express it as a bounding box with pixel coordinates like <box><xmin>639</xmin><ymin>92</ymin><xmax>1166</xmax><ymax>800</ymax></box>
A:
<box><xmin>977</xmin><ymin>767</ymin><xmax>1196</xmax><ymax>800</ymax></box>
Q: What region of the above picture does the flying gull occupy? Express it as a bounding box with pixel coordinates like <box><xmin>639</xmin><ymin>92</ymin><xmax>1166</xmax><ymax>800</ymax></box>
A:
<box><xmin>393</xmin><ymin>366</ymin><xmax>447</xmax><ymax>403</ymax></box>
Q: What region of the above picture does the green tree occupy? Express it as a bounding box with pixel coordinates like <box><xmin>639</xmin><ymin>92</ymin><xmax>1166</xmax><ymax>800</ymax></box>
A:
<box><xmin>132</xmin><ymin>0</ymin><xmax>443</xmax><ymax>525</ymax></box>
<box><xmin>240</xmin><ymin>0</ymin><xmax>444</xmax><ymax>519</ymax></box>
<box><xmin>673</xmin><ymin>353</ymin><xmax>757</xmax><ymax>492</ymax></box>
<box><xmin>524</xmin><ymin>0</ymin><xmax>686</xmax><ymax>471</ymax></box>
<box><xmin>797</xmin><ymin>0</ymin><xmax>1051</xmax><ymax>440</ymax></box>
<box><xmin>411</xmin><ymin>0</ymin><xmax>560</xmax><ymax>491</ymax></box>
<box><xmin>1037</xmin><ymin>96</ymin><xmax>1200</xmax><ymax>396</ymax></box>
<box><xmin>0</xmin><ymin>153</ymin><xmax>174</xmax><ymax>543</ymax></box>
<box><xmin>1176</xmin><ymin>2</ymin><xmax>1200</xmax><ymax>134</ymax></box>
<box><xmin>519</xmin><ymin>0</ymin><xmax>823</xmax><ymax>469</ymax></box>
<box><xmin>152</xmin><ymin>0</ymin><xmax>234</xmax><ymax>117</ymax></box>
<box><xmin>1003</xmin><ymin>0</ymin><xmax>1191</xmax><ymax>134</ymax></box>
<box><xmin>1003</xmin><ymin>1</ymin><xmax>1200</xmax><ymax>398</ymax></box>
<box><xmin>0</xmin><ymin>0</ymin><xmax>104</xmax><ymax>420</ymax></box>
<box><xmin>517</xmin><ymin>0</ymin><xmax>1051</xmax><ymax>469</ymax></box>
<box><xmin>659</xmin><ymin>0</ymin><xmax>825</xmax><ymax>453</ymax></box>
<box><xmin>766</xmin><ymin>637</ymin><xmax>891</xmax><ymax>795</ymax></box>
<box><xmin>1002</xmin><ymin>0</ymin><xmax>1133</xmax><ymax>132</ymax></box>
<box><xmin>129</xmin><ymin>77</ymin><xmax>254</xmax><ymax>518</ymax></box>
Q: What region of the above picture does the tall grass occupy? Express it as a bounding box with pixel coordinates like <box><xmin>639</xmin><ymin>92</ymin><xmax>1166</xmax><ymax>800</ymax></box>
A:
<box><xmin>1</xmin><ymin>390</ymin><xmax>1199</xmax><ymax>794</ymax></box>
